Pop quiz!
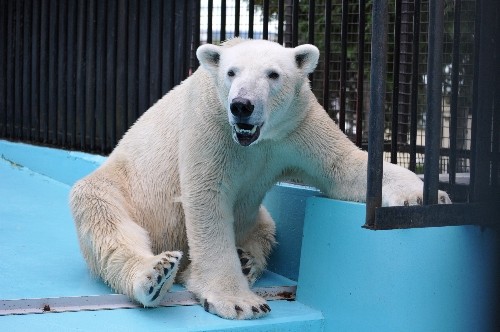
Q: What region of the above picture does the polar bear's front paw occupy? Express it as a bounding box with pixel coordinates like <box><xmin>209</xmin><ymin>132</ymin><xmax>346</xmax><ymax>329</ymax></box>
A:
<box><xmin>133</xmin><ymin>251</ymin><xmax>182</xmax><ymax>306</ymax></box>
<box><xmin>384</xmin><ymin>188</ymin><xmax>451</xmax><ymax>206</ymax></box>
<box><xmin>237</xmin><ymin>248</ymin><xmax>261</xmax><ymax>286</ymax></box>
<box><xmin>202</xmin><ymin>291</ymin><xmax>271</xmax><ymax>320</ymax></box>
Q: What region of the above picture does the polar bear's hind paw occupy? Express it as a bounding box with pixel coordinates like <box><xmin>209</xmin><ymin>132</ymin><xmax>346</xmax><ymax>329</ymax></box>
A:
<box><xmin>134</xmin><ymin>251</ymin><xmax>182</xmax><ymax>306</ymax></box>
<box><xmin>237</xmin><ymin>248</ymin><xmax>261</xmax><ymax>286</ymax></box>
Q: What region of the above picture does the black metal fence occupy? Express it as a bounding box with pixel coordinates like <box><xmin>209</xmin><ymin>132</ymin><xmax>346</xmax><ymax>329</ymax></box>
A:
<box><xmin>0</xmin><ymin>0</ymin><xmax>194</xmax><ymax>153</ymax></box>
<box><xmin>1</xmin><ymin>0</ymin><xmax>499</xmax><ymax>225</ymax></box>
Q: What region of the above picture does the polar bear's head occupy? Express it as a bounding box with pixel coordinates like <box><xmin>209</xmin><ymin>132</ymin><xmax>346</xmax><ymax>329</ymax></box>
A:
<box><xmin>197</xmin><ymin>39</ymin><xmax>319</xmax><ymax>147</ymax></box>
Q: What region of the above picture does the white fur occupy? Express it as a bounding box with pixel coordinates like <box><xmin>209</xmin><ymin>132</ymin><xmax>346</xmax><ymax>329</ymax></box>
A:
<box><xmin>70</xmin><ymin>38</ymin><xmax>450</xmax><ymax>320</ymax></box>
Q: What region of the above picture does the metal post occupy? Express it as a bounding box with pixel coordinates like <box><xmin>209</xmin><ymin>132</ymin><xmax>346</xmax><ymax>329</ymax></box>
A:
<box><xmin>423</xmin><ymin>0</ymin><xmax>444</xmax><ymax>205</ymax></box>
<box><xmin>364</xmin><ymin>0</ymin><xmax>388</xmax><ymax>228</ymax></box>
<box><xmin>409</xmin><ymin>0</ymin><xmax>421</xmax><ymax>173</ymax></box>
<box><xmin>449</xmin><ymin>0</ymin><xmax>461</xmax><ymax>201</ymax></box>
<box><xmin>355</xmin><ymin>0</ymin><xmax>366</xmax><ymax>147</ymax></box>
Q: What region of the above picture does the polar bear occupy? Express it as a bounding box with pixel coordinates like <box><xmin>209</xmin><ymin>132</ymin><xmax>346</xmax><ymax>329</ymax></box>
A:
<box><xmin>70</xmin><ymin>38</ymin><xmax>450</xmax><ymax>320</ymax></box>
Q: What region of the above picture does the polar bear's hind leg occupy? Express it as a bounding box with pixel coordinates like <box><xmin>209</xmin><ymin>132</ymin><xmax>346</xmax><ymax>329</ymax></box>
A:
<box><xmin>70</xmin><ymin>174</ymin><xmax>182</xmax><ymax>307</ymax></box>
<box><xmin>236</xmin><ymin>206</ymin><xmax>276</xmax><ymax>286</ymax></box>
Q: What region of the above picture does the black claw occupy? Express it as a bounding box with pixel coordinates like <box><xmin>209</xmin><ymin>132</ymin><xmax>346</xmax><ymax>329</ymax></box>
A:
<box><xmin>264</xmin><ymin>304</ymin><xmax>271</xmax><ymax>312</ymax></box>
<box><xmin>151</xmin><ymin>285</ymin><xmax>163</xmax><ymax>301</ymax></box>
<box><xmin>163</xmin><ymin>268</ymin><xmax>170</xmax><ymax>275</ymax></box>
<box><xmin>251</xmin><ymin>306</ymin><xmax>259</xmax><ymax>313</ymax></box>
<box><xmin>170</xmin><ymin>262</ymin><xmax>175</xmax><ymax>269</ymax></box>
<box><xmin>203</xmin><ymin>299</ymin><xmax>210</xmax><ymax>312</ymax></box>
<box><xmin>237</xmin><ymin>248</ymin><xmax>244</xmax><ymax>256</ymax></box>
<box><xmin>240</xmin><ymin>257</ymin><xmax>249</xmax><ymax>265</ymax></box>
<box><xmin>260</xmin><ymin>304</ymin><xmax>268</xmax><ymax>312</ymax></box>
<box><xmin>235</xmin><ymin>305</ymin><xmax>243</xmax><ymax>312</ymax></box>
<box><xmin>157</xmin><ymin>275</ymin><xmax>162</xmax><ymax>284</ymax></box>
<box><xmin>148</xmin><ymin>286</ymin><xmax>154</xmax><ymax>294</ymax></box>
<box><xmin>242</xmin><ymin>267</ymin><xmax>251</xmax><ymax>275</ymax></box>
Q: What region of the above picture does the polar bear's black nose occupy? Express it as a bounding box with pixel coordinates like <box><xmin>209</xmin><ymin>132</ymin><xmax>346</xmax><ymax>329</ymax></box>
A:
<box><xmin>230</xmin><ymin>98</ymin><xmax>254</xmax><ymax>119</ymax></box>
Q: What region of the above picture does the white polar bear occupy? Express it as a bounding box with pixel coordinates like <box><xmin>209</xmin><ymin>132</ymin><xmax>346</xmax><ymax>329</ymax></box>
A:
<box><xmin>70</xmin><ymin>38</ymin><xmax>450</xmax><ymax>320</ymax></box>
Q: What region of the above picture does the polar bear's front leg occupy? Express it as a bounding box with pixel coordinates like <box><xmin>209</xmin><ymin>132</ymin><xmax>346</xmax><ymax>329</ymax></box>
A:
<box><xmin>180</xmin><ymin>202</ymin><xmax>271</xmax><ymax>319</ymax></box>
<box><xmin>293</xmin><ymin>104</ymin><xmax>451</xmax><ymax>206</ymax></box>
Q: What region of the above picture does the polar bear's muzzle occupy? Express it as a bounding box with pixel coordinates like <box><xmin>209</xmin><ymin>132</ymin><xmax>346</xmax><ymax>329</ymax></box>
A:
<box><xmin>229</xmin><ymin>98</ymin><xmax>262</xmax><ymax>146</ymax></box>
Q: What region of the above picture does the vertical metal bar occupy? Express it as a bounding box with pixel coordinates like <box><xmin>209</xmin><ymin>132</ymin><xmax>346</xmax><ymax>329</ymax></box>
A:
<box><xmin>339</xmin><ymin>0</ymin><xmax>348</xmax><ymax>132</ymax></box>
<box><xmin>207</xmin><ymin>0</ymin><xmax>212</xmax><ymax>43</ymax></box>
<box><xmin>23</xmin><ymin>0</ymin><xmax>33</xmax><ymax>141</ymax></box>
<box><xmin>127</xmin><ymin>0</ymin><xmax>138</xmax><ymax>126</ymax></box>
<box><xmin>150</xmin><ymin>0</ymin><xmax>161</xmax><ymax>103</ymax></box>
<box><xmin>468</xmin><ymin>0</ymin><xmax>480</xmax><ymax>200</ymax></box>
<box><xmin>57</xmin><ymin>0</ymin><xmax>67</xmax><ymax>145</ymax></box>
<box><xmin>235</xmin><ymin>0</ymin><xmax>240</xmax><ymax>37</ymax></box>
<box><xmin>322</xmin><ymin>0</ymin><xmax>331</xmax><ymax>111</ymax></box>
<box><xmin>449</xmin><ymin>0</ymin><xmax>461</xmax><ymax>201</ymax></box>
<box><xmin>193</xmin><ymin>0</ymin><xmax>200</xmax><ymax>57</ymax></box>
<box><xmin>104</xmin><ymin>0</ymin><xmax>117</xmax><ymax>151</ymax></box>
<box><xmin>263</xmin><ymin>0</ymin><xmax>269</xmax><ymax>40</ymax></box>
<box><xmin>292</xmin><ymin>0</ymin><xmax>299</xmax><ymax>46</ymax></box>
<box><xmin>162</xmin><ymin>0</ymin><xmax>174</xmax><ymax>92</ymax></box>
<box><xmin>79</xmin><ymin>0</ymin><xmax>89</xmax><ymax>151</ymax></box>
<box><xmin>67</xmin><ymin>0</ymin><xmax>76</xmax><ymax>148</ymax></box>
<box><xmin>355</xmin><ymin>0</ymin><xmax>366</xmax><ymax>147</ymax></box>
<box><xmin>48</xmin><ymin>0</ymin><xmax>58</xmax><ymax>144</ymax></box>
<box><xmin>40</xmin><ymin>0</ymin><xmax>49</xmax><ymax>143</ymax></box>
<box><xmin>31</xmin><ymin>0</ymin><xmax>41</xmax><ymax>143</ymax></box>
<box><xmin>470</xmin><ymin>0</ymin><xmax>496</xmax><ymax>202</ymax></box>
<box><xmin>364</xmin><ymin>0</ymin><xmax>388</xmax><ymax>228</ymax></box>
<box><xmin>493</xmin><ymin>8</ymin><xmax>500</xmax><ymax>195</ymax></box>
<box><xmin>0</xmin><ymin>0</ymin><xmax>6</xmax><ymax>138</ymax></box>
<box><xmin>175</xmin><ymin>0</ymin><xmax>188</xmax><ymax>82</ymax></box>
<box><xmin>423</xmin><ymin>0</ymin><xmax>444</xmax><ymax>205</ymax></box>
<box><xmin>6</xmin><ymin>0</ymin><xmax>14</xmax><ymax>139</ymax></box>
<box><xmin>116</xmin><ymin>0</ymin><xmax>128</xmax><ymax>141</ymax></box>
<box><xmin>308</xmin><ymin>0</ymin><xmax>315</xmax><ymax>45</ymax></box>
<box><xmin>138</xmin><ymin>0</ymin><xmax>150</xmax><ymax>115</ymax></box>
<box><xmin>14</xmin><ymin>0</ymin><xmax>23</xmax><ymax>140</ymax></box>
<box><xmin>409</xmin><ymin>0</ymin><xmax>420</xmax><ymax>173</ymax></box>
<box><xmin>220</xmin><ymin>0</ymin><xmax>226</xmax><ymax>42</ymax></box>
<box><xmin>248</xmin><ymin>0</ymin><xmax>254</xmax><ymax>39</ymax></box>
<box><xmin>278</xmin><ymin>0</ymin><xmax>284</xmax><ymax>44</ymax></box>
<box><xmin>95</xmin><ymin>0</ymin><xmax>106</xmax><ymax>152</ymax></box>
<box><xmin>390</xmin><ymin>0</ymin><xmax>402</xmax><ymax>164</ymax></box>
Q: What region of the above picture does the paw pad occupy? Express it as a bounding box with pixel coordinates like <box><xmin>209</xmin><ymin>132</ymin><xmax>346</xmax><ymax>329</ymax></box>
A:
<box><xmin>138</xmin><ymin>251</ymin><xmax>182</xmax><ymax>305</ymax></box>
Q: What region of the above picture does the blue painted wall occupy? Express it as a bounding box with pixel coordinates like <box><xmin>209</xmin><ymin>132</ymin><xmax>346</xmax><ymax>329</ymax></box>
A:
<box><xmin>297</xmin><ymin>197</ymin><xmax>500</xmax><ymax>331</ymax></box>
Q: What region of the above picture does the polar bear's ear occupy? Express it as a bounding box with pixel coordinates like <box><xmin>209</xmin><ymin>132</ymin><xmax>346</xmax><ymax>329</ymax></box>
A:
<box><xmin>293</xmin><ymin>44</ymin><xmax>320</xmax><ymax>74</ymax></box>
<box><xmin>197</xmin><ymin>44</ymin><xmax>222</xmax><ymax>74</ymax></box>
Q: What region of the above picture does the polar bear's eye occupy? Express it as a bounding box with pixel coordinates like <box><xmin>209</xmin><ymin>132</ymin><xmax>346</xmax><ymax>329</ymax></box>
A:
<box><xmin>227</xmin><ymin>70</ymin><xmax>235</xmax><ymax>77</ymax></box>
<box><xmin>268</xmin><ymin>71</ymin><xmax>279</xmax><ymax>80</ymax></box>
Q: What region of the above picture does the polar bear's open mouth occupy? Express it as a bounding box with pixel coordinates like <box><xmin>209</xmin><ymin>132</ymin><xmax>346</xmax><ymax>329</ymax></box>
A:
<box><xmin>232</xmin><ymin>123</ymin><xmax>261</xmax><ymax>146</ymax></box>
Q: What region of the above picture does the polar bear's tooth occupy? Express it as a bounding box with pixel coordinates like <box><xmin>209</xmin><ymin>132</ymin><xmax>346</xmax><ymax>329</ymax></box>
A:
<box><xmin>234</xmin><ymin>124</ymin><xmax>257</xmax><ymax>135</ymax></box>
